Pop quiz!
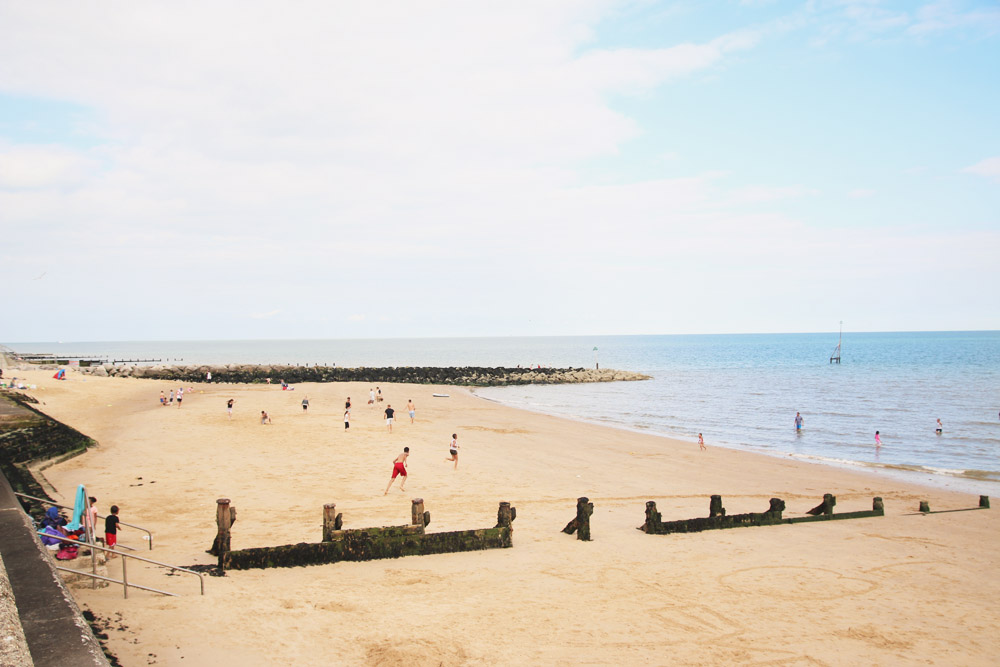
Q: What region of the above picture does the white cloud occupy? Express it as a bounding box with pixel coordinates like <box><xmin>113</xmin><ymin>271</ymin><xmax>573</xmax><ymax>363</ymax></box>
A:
<box><xmin>962</xmin><ymin>157</ymin><xmax>1000</xmax><ymax>184</ymax></box>
<box><xmin>0</xmin><ymin>143</ymin><xmax>96</xmax><ymax>189</ymax></box>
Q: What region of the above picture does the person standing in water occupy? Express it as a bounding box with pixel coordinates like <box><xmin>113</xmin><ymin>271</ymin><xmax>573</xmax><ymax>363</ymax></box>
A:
<box><xmin>384</xmin><ymin>447</ymin><xmax>409</xmax><ymax>494</ymax></box>
<box><xmin>935</xmin><ymin>418</ymin><xmax>943</xmax><ymax>434</ymax></box>
<box><xmin>698</xmin><ymin>433</ymin><xmax>706</xmax><ymax>451</ymax></box>
<box><xmin>444</xmin><ymin>433</ymin><xmax>459</xmax><ymax>469</ymax></box>
<box><xmin>794</xmin><ymin>412</ymin><xmax>804</xmax><ymax>431</ymax></box>
<box><xmin>875</xmin><ymin>431</ymin><xmax>882</xmax><ymax>447</ymax></box>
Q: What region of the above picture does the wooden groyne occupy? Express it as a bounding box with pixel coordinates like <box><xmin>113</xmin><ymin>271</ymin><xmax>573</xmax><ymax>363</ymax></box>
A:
<box><xmin>78</xmin><ymin>364</ymin><xmax>650</xmax><ymax>387</ymax></box>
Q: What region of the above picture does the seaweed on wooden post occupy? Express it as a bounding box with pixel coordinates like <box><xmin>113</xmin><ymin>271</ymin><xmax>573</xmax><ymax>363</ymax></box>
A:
<box><xmin>641</xmin><ymin>501</ymin><xmax>662</xmax><ymax>534</ymax></box>
<box><xmin>323</xmin><ymin>503</ymin><xmax>343</xmax><ymax>541</ymax></box>
<box><xmin>562</xmin><ymin>497</ymin><xmax>594</xmax><ymax>541</ymax></box>
<box><xmin>919</xmin><ymin>501</ymin><xmax>930</xmax><ymax>513</ymax></box>
<box><xmin>806</xmin><ymin>494</ymin><xmax>836</xmax><ymax>516</ymax></box>
<box><xmin>980</xmin><ymin>496</ymin><xmax>990</xmax><ymax>509</ymax></box>
<box><xmin>873</xmin><ymin>497</ymin><xmax>884</xmax><ymax>513</ymax></box>
<box><xmin>496</xmin><ymin>502</ymin><xmax>515</xmax><ymax>528</ymax></box>
<box><xmin>710</xmin><ymin>495</ymin><xmax>725</xmax><ymax>518</ymax></box>
<box><xmin>210</xmin><ymin>498</ymin><xmax>235</xmax><ymax>565</ymax></box>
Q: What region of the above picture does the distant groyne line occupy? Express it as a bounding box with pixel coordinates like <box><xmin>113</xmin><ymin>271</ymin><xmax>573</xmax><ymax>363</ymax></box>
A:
<box><xmin>78</xmin><ymin>364</ymin><xmax>650</xmax><ymax>387</ymax></box>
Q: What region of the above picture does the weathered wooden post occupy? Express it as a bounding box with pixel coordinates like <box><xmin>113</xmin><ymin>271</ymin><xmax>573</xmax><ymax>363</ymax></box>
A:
<box><xmin>496</xmin><ymin>501</ymin><xmax>515</xmax><ymax>528</ymax></box>
<box><xmin>807</xmin><ymin>494</ymin><xmax>836</xmax><ymax>516</ymax></box>
<box><xmin>767</xmin><ymin>498</ymin><xmax>785</xmax><ymax>518</ymax></box>
<box><xmin>562</xmin><ymin>497</ymin><xmax>594</xmax><ymax>541</ymax></box>
<box><xmin>873</xmin><ymin>497</ymin><xmax>884</xmax><ymax>513</ymax></box>
<box><xmin>641</xmin><ymin>501</ymin><xmax>662</xmax><ymax>534</ymax></box>
<box><xmin>209</xmin><ymin>498</ymin><xmax>236</xmax><ymax>566</ymax></box>
<box><xmin>411</xmin><ymin>498</ymin><xmax>430</xmax><ymax>529</ymax></box>
<box><xmin>919</xmin><ymin>501</ymin><xmax>930</xmax><ymax>513</ymax></box>
<box><xmin>709</xmin><ymin>495</ymin><xmax>725</xmax><ymax>518</ymax></box>
<box><xmin>980</xmin><ymin>496</ymin><xmax>990</xmax><ymax>509</ymax></box>
<box><xmin>323</xmin><ymin>503</ymin><xmax>343</xmax><ymax>541</ymax></box>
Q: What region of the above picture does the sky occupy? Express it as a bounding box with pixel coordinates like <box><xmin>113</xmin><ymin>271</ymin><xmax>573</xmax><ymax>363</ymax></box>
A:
<box><xmin>1</xmin><ymin>0</ymin><xmax>998</xmax><ymax>342</ymax></box>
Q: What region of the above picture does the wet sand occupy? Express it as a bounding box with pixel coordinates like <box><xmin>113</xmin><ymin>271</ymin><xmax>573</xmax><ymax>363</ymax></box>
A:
<box><xmin>14</xmin><ymin>369</ymin><xmax>1000</xmax><ymax>666</ymax></box>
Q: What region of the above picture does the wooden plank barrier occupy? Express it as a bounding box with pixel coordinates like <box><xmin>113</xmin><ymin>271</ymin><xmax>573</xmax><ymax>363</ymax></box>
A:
<box><xmin>215</xmin><ymin>499</ymin><xmax>515</xmax><ymax>570</ymax></box>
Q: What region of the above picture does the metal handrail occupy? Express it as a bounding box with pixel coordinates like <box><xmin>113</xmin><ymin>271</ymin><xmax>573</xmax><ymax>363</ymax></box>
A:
<box><xmin>36</xmin><ymin>532</ymin><xmax>204</xmax><ymax>598</ymax></box>
<box><xmin>15</xmin><ymin>491</ymin><xmax>154</xmax><ymax>549</ymax></box>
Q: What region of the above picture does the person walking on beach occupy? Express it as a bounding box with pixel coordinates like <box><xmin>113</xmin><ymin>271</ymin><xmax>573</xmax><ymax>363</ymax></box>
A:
<box><xmin>384</xmin><ymin>447</ymin><xmax>409</xmax><ymax>494</ymax></box>
<box><xmin>384</xmin><ymin>404</ymin><xmax>395</xmax><ymax>433</ymax></box>
<box><xmin>794</xmin><ymin>412</ymin><xmax>803</xmax><ymax>430</ymax></box>
<box><xmin>444</xmin><ymin>433</ymin><xmax>459</xmax><ymax>469</ymax></box>
<box><xmin>698</xmin><ymin>433</ymin><xmax>706</xmax><ymax>451</ymax></box>
<box><xmin>226</xmin><ymin>398</ymin><xmax>235</xmax><ymax>420</ymax></box>
<box><xmin>344</xmin><ymin>409</ymin><xmax>350</xmax><ymax>430</ymax></box>
<box><xmin>176</xmin><ymin>387</ymin><xmax>184</xmax><ymax>408</ymax></box>
<box><xmin>261</xmin><ymin>410</ymin><xmax>272</xmax><ymax>425</ymax></box>
<box><xmin>935</xmin><ymin>418</ymin><xmax>943</xmax><ymax>434</ymax></box>
<box><xmin>169</xmin><ymin>389</ymin><xmax>174</xmax><ymax>404</ymax></box>
<box><xmin>369</xmin><ymin>388</ymin><xmax>375</xmax><ymax>407</ymax></box>
<box><xmin>105</xmin><ymin>505</ymin><xmax>121</xmax><ymax>557</ymax></box>
<box><xmin>875</xmin><ymin>430</ymin><xmax>881</xmax><ymax>447</ymax></box>
<box><xmin>160</xmin><ymin>391</ymin><xmax>166</xmax><ymax>406</ymax></box>
<box><xmin>377</xmin><ymin>387</ymin><xmax>383</xmax><ymax>403</ymax></box>
<box><xmin>345</xmin><ymin>397</ymin><xmax>351</xmax><ymax>413</ymax></box>
<box><xmin>302</xmin><ymin>396</ymin><xmax>310</xmax><ymax>412</ymax></box>
<box><xmin>407</xmin><ymin>399</ymin><xmax>415</xmax><ymax>424</ymax></box>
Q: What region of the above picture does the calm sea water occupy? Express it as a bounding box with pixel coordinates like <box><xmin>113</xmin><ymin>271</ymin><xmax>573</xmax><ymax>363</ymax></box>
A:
<box><xmin>7</xmin><ymin>332</ymin><xmax>1000</xmax><ymax>493</ymax></box>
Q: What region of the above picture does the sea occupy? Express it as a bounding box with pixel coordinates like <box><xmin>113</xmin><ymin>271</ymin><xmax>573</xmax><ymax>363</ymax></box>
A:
<box><xmin>7</xmin><ymin>332</ymin><xmax>1000</xmax><ymax>495</ymax></box>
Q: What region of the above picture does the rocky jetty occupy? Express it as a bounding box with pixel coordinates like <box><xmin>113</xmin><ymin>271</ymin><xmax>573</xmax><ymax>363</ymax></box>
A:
<box><xmin>78</xmin><ymin>364</ymin><xmax>650</xmax><ymax>387</ymax></box>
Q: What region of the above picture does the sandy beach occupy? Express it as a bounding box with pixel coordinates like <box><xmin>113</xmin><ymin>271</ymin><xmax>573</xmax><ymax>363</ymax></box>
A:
<box><xmin>12</xmin><ymin>368</ymin><xmax>1000</xmax><ymax>666</ymax></box>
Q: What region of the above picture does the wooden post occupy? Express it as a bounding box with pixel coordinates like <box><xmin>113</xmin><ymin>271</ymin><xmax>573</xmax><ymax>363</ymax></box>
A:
<box><xmin>496</xmin><ymin>502</ymin><xmax>514</xmax><ymax>528</ymax></box>
<box><xmin>980</xmin><ymin>496</ymin><xmax>990</xmax><ymax>509</ymax></box>
<box><xmin>210</xmin><ymin>498</ymin><xmax>232</xmax><ymax>564</ymax></box>
<box><xmin>873</xmin><ymin>497</ymin><xmax>884</xmax><ymax>513</ymax></box>
<box><xmin>323</xmin><ymin>503</ymin><xmax>337</xmax><ymax>541</ymax></box>
<box><xmin>411</xmin><ymin>498</ymin><xmax>428</xmax><ymax>530</ymax></box>
<box><xmin>576</xmin><ymin>497</ymin><xmax>594</xmax><ymax>541</ymax></box>
<box><xmin>642</xmin><ymin>501</ymin><xmax>661</xmax><ymax>534</ymax></box>
<box><xmin>709</xmin><ymin>495</ymin><xmax>725</xmax><ymax>518</ymax></box>
<box><xmin>807</xmin><ymin>494</ymin><xmax>836</xmax><ymax>516</ymax></box>
<box><xmin>919</xmin><ymin>501</ymin><xmax>930</xmax><ymax>513</ymax></box>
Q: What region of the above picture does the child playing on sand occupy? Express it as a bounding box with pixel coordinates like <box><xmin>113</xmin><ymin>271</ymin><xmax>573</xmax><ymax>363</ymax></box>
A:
<box><xmin>261</xmin><ymin>410</ymin><xmax>272</xmax><ymax>425</ymax></box>
<box><xmin>384</xmin><ymin>447</ymin><xmax>409</xmax><ymax>494</ymax></box>
<box><xmin>698</xmin><ymin>433</ymin><xmax>706</xmax><ymax>451</ymax></box>
<box><xmin>408</xmin><ymin>399</ymin><xmax>415</xmax><ymax>424</ymax></box>
<box><xmin>105</xmin><ymin>505</ymin><xmax>121</xmax><ymax>557</ymax></box>
<box><xmin>344</xmin><ymin>409</ymin><xmax>350</xmax><ymax>430</ymax></box>
<box><xmin>444</xmin><ymin>433</ymin><xmax>459</xmax><ymax>469</ymax></box>
<box><xmin>227</xmin><ymin>398</ymin><xmax>235</xmax><ymax>420</ymax></box>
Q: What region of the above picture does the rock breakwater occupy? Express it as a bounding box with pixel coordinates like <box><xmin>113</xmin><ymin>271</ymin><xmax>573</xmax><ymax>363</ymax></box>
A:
<box><xmin>78</xmin><ymin>364</ymin><xmax>650</xmax><ymax>387</ymax></box>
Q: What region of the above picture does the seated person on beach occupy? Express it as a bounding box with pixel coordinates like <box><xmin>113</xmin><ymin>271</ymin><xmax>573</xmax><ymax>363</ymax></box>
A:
<box><xmin>261</xmin><ymin>410</ymin><xmax>272</xmax><ymax>424</ymax></box>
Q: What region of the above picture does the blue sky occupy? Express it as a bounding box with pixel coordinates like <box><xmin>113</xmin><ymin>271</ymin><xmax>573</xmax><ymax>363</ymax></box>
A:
<box><xmin>1</xmin><ymin>0</ymin><xmax>998</xmax><ymax>342</ymax></box>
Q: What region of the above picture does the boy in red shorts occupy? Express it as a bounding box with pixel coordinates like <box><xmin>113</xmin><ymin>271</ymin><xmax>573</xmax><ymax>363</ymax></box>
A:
<box><xmin>384</xmin><ymin>447</ymin><xmax>409</xmax><ymax>495</ymax></box>
<box><xmin>105</xmin><ymin>505</ymin><xmax>121</xmax><ymax>557</ymax></box>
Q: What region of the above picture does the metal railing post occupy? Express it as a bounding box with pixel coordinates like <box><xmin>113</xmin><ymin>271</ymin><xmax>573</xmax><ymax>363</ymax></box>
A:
<box><xmin>121</xmin><ymin>554</ymin><xmax>128</xmax><ymax>599</ymax></box>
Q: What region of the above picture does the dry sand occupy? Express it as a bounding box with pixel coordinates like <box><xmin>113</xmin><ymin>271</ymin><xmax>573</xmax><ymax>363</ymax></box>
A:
<box><xmin>13</xmin><ymin>369</ymin><xmax>1000</xmax><ymax>666</ymax></box>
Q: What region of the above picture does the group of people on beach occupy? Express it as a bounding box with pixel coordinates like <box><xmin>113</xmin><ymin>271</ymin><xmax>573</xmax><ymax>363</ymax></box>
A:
<box><xmin>159</xmin><ymin>387</ymin><xmax>193</xmax><ymax>407</ymax></box>
<box><xmin>37</xmin><ymin>497</ymin><xmax>123</xmax><ymax>560</ymax></box>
